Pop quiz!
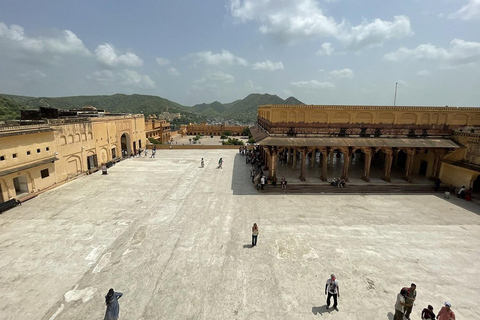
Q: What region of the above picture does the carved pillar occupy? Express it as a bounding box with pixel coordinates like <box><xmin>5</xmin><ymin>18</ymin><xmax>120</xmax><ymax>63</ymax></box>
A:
<box><xmin>328</xmin><ymin>150</ymin><xmax>334</xmax><ymax>168</ymax></box>
<box><xmin>382</xmin><ymin>148</ymin><xmax>393</xmax><ymax>182</ymax></box>
<box><xmin>404</xmin><ymin>148</ymin><xmax>415</xmax><ymax>182</ymax></box>
<box><xmin>341</xmin><ymin>147</ymin><xmax>351</xmax><ymax>181</ymax></box>
<box><xmin>288</xmin><ymin>148</ymin><xmax>293</xmax><ymax>164</ymax></box>
<box><xmin>299</xmin><ymin>147</ymin><xmax>307</xmax><ymax>181</ymax></box>
<box><xmin>362</xmin><ymin>148</ymin><xmax>373</xmax><ymax>182</ymax></box>
<box><xmin>430</xmin><ymin>149</ymin><xmax>447</xmax><ymax>180</ymax></box>
<box><xmin>264</xmin><ymin>147</ymin><xmax>276</xmax><ymax>181</ymax></box>
<box><xmin>310</xmin><ymin>149</ymin><xmax>316</xmax><ymax>168</ymax></box>
<box><xmin>292</xmin><ymin>148</ymin><xmax>297</xmax><ymax>169</ymax></box>
<box><xmin>320</xmin><ymin>148</ymin><xmax>328</xmax><ymax>181</ymax></box>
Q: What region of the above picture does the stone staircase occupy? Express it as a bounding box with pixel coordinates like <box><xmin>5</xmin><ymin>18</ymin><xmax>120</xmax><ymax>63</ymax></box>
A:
<box><xmin>261</xmin><ymin>183</ymin><xmax>442</xmax><ymax>194</ymax></box>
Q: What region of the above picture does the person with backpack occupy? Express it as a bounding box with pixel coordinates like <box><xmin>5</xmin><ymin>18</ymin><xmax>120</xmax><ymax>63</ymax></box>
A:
<box><xmin>325</xmin><ymin>274</ymin><xmax>340</xmax><ymax>311</ymax></box>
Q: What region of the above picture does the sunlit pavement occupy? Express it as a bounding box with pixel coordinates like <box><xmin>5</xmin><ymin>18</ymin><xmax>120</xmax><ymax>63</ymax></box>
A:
<box><xmin>0</xmin><ymin>149</ymin><xmax>479</xmax><ymax>320</ymax></box>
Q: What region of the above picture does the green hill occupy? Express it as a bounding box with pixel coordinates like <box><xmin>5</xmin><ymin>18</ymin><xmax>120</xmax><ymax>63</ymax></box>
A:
<box><xmin>0</xmin><ymin>96</ymin><xmax>27</xmax><ymax>121</ymax></box>
<box><xmin>0</xmin><ymin>93</ymin><xmax>304</xmax><ymax>124</ymax></box>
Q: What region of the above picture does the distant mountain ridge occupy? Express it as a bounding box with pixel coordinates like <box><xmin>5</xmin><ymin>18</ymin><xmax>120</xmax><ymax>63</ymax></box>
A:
<box><xmin>0</xmin><ymin>93</ymin><xmax>304</xmax><ymax>123</ymax></box>
<box><xmin>191</xmin><ymin>93</ymin><xmax>304</xmax><ymax>122</ymax></box>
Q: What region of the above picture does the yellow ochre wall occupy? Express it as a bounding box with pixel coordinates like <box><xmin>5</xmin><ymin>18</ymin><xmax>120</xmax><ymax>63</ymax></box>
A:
<box><xmin>0</xmin><ymin>130</ymin><xmax>56</xmax><ymax>200</ymax></box>
<box><xmin>258</xmin><ymin>105</ymin><xmax>480</xmax><ymax>126</ymax></box>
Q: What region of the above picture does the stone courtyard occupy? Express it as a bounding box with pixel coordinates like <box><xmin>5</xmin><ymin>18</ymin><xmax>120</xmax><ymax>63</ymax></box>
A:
<box><xmin>0</xmin><ymin>149</ymin><xmax>479</xmax><ymax>320</ymax></box>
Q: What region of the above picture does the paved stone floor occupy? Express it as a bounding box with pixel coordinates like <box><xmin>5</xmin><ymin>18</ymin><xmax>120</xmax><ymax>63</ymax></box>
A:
<box><xmin>0</xmin><ymin>150</ymin><xmax>479</xmax><ymax>320</ymax></box>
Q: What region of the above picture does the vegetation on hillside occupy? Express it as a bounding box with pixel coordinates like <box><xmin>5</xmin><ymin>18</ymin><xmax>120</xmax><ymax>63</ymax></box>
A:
<box><xmin>0</xmin><ymin>92</ymin><xmax>303</xmax><ymax>124</ymax></box>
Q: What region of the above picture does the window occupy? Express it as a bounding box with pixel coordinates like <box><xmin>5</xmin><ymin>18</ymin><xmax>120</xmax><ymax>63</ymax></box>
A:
<box><xmin>0</xmin><ymin>155</ymin><xmax>5</xmax><ymax>161</ymax></box>
<box><xmin>12</xmin><ymin>153</ymin><xmax>17</xmax><ymax>158</ymax></box>
<box><xmin>40</xmin><ymin>169</ymin><xmax>49</xmax><ymax>179</ymax></box>
<box><xmin>46</xmin><ymin>147</ymin><xmax>50</xmax><ymax>151</ymax></box>
<box><xmin>27</xmin><ymin>151</ymin><xmax>31</xmax><ymax>155</ymax></box>
<box><xmin>37</xmin><ymin>149</ymin><xmax>41</xmax><ymax>153</ymax></box>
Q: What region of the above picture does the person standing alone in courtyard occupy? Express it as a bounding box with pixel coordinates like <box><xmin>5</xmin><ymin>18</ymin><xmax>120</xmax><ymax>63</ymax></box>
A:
<box><xmin>218</xmin><ymin>157</ymin><xmax>223</xmax><ymax>169</ymax></box>
<box><xmin>325</xmin><ymin>274</ymin><xmax>340</xmax><ymax>311</ymax></box>
<box><xmin>252</xmin><ymin>223</ymin><xmax>259</xmax><ymax>247</ymax></box>
<box><xmin>104</xmin><ymin>288</ymin><xmax>123</xmax><ymax>320</ymax></box>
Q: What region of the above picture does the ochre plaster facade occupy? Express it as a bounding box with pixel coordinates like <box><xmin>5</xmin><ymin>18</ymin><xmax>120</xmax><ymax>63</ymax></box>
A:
<box><xmin>0</xmin><ymin>114</ymin><xmax>146</xmax><ymax>203</ymax></box>
<box><xmin>253</xmin><ymin>105</ymin><xmax>480</xmax><ymax>193</ymax></box>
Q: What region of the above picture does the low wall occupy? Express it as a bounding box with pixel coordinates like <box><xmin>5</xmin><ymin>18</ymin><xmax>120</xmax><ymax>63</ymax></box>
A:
<box><xmin>146</xmin><ymin>144</ymin><xmax>242</xmax><ymax>150</ymax></box>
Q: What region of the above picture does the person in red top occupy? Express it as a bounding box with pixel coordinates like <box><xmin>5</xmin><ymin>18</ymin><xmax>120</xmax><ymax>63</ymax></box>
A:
<box><xmin>437</xmin><ymin>302</ymin><xmax>455</xmax><ymax>320</ymax></box>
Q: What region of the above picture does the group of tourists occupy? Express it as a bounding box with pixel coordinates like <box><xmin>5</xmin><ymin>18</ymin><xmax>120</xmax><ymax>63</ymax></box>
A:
<box><xmin>331</xmin><ymin>177</ymin><xmax>346</xmax><ymax>188</ymax></box>
<box><xmin>394</xmin><ymin>284</ymin><xmax>455</xmax><ymax>320</ymax></box>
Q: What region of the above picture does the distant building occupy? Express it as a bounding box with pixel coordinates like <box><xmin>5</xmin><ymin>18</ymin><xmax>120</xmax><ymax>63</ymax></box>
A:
<box><xmin>251</xmin><ymin>104</ymin><xmax>480</xmax><ymax>193</ymax></box>
<box><xmin>0</xmin><ymin>107</ymin><xmax>146</xmax><ymax>203</ymax></box>
<box><xmin>187</xmin><ymin>122</ymin><xmax>246</xmax><ymax>136</ymax></box>
<box><xmin>145</xmin><ymin>118</ymin><xmax>171</xmax><ymax>143</ymax></box>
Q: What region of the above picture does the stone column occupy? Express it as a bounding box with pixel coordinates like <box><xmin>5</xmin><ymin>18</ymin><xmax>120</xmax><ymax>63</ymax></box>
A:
<box><xmin>404</xmin><ymin>148</ymin><xmax>415</xmax><ymax>182</ymax></box>
<box><xmin>299</xmin><ymin>147</ymin><xmax>307</xmax><ymax>181</ymax></box>
<box><xmin>310</xmin><ymin>149</ymin><xmax>316</xmax><ymax>168</ymax></box>
<box><xmin>320</xmin><ymin>149</ymin><xmax>328</xmax><ymax>181</ymax></box>
<box><xmin>382</xmin><ymin>148</ymin><xmax>393</xmax><ymax>182</ymax></box>
<box><xmin>430</xmin><ymin>149</ymin><xmax>446</xmax><ymax>180</ymax></box>
<box><xmin>292</xmin><ymin>148</ymin><xmax>297</xmax><ymax>170</ymax></box>
<box><xmin>362</xmin><ymin>148</ymin><xmax>372</xmax><ymax>182</ymax></box>
<box><xmin>269</xmin><ymin>147</ymin><xmax>278</xmax><ymax>181</ymax></box>
<box><xmin>341</xmin><ymin>148</ymin><xmax>351</xmax><ymax>181</ymax></box>
<box><xmin>288</xmin><ymin>148</ymin><xmax>293</xmax><ymax>164</ymax></box>
<box><xmin>328</xmin><ymin>150</ymin><xmax>334</xmax><ymax>168</ymax></box>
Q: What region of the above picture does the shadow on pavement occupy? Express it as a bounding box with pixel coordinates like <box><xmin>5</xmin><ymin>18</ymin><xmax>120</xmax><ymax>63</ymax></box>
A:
<box><xmin>242</xmin><ymin>244</ymin><xmax>252</xmax><ymax>249</ymax></box>
<box><xmin>312</xmin><ymin>305</ymin><xmax>332</xmax><ymax>315</ymax></box>
<box><xmin>231</xmin><ymin>154</ymin><xmax>259</xmax><ymax>195</ymax></box>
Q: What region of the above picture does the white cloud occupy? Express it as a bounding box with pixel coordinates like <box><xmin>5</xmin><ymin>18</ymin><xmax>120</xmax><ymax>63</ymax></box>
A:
<box><xmin>416</xmin><ymin>70</ymin><xmax>431</xmax><ymax>77</ymax></box>
<box><xmin>291</xmin><ymin>80</ymin><xmax>335</xmax><ymax>89</ymax></box>
<box><xmin>95</xmin><ymin>43</ymin><xmax>143</xmax><ymax>68</ymax></box>
<box><xmin>191</xmin><ymin>49</ymin><xmax>248</xmax><ymax>66</ymax></box>
<box><xmin>449</xmin><ymin>0</ymin><xmax>480</xmax><ymax>20</ymax></box>
<box><xmin>252</xmin><ymin>60</ymin><xmax>284</xmax><ymax>71</ymax></box>
<box><xmin>245</xmin><ymin>79</ymin><xmax>262</xmax><ymax>91</ymax></box>
<box><xmin>195</xmin><ymin>71</ymin><xmax>235</xmax><ymax>84</ymax></box>
<box><xmin>156</xmin><ymin>57</ymin><xmax>170</xmax><ymax>65</ymax></box>
<box><xmin>18</xmin><ymin>70</ymin><xmax>47</xmax><ymax>82</ymax></box>
<box><xmin>330</xmin><ymin>68</ymin><xmax>354</xmax><ymax>78</ymax></box>
<box><xmin>342</xmin><ymin>15</ymin><xmax>413</xmax><ymax>50</ymax></box>
<box><xmin>89</xmin><ymin>70</ymin><xmax>116</xmax><ymax>83</ymax></box>
<box><xmin>384</xmin><ymin>38</ymin><xmax>480</xmax><ymax>66</ymax></box>
<box><xmin>118</xmin><ymin>69</ymin><xmax>155</xmax><ymax>88</ymax></box>
<box><xmin>168</xmin><ymin>67</ymin><xmax>180</xmax><ymax>76</ymax></box>
<box><xmin>316</xmin><ymin>42</ymin><xmax>334</xmax><ymax>56</ymax></box>
<box><xmin>229</xmin><ymin>0</ymin><xmax>412</xmax><ymax>50</ymax></box>
<box><xmin>0</xmin><ymin>22</ymin><xmax>91</xmax><ymax>56</ymax></box>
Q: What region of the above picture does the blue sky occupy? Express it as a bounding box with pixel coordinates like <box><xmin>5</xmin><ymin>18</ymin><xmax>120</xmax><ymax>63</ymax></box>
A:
<box><xmin>0</xmin><ymin>0</ymin><xmax>479</xmax><ymax>107</ymax></box>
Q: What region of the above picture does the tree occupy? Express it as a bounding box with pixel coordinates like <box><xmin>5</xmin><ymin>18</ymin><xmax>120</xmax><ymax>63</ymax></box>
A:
<box><xmin>242</xmin><ymin>127</ymin><xmax>251</xmax><ymax>136</ymax></box>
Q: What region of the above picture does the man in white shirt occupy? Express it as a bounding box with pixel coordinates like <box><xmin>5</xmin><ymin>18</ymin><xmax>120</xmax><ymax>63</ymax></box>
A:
<box><xmin>394</xmin><ymin>288</ymin><xmax>411</xmax><ymax>320</ymax></box>
<box><xmin>325</xmin><ymin>274</ymin><xmax>340</xmax><ymax>311</ymax></box>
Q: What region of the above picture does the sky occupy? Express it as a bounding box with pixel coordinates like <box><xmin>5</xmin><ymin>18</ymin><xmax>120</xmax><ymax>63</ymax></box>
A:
<box><xmin>0</xmin><ymin>0</ymin><xmax>479</xmax><ymax>107</ymax></box>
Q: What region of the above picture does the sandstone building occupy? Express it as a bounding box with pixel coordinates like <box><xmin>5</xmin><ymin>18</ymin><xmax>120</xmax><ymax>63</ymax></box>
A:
<box><xmin>251</xmin><ymin>104</ymin><xmax>480</xmax><ymax>193</ymax></box>
<box><xmin>0</xmin><ymin>107</ymin><xmax>145</xmax><ymax>203</ymax></box>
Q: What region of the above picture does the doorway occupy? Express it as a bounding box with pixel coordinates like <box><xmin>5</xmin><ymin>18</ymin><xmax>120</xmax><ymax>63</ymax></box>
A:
<box><xmin>0</xmin><ymin>184</ymin><xmax>4</xmax><ymax>203</ymax></box>
<box><xmin>419</xmin><ymin>160</ymin><xmax>428</xmax><ymax>176</ymax></box>
<box><xmin>87</xmin><ymin>154</ymin><xmax>98</xmax><ymax>170</ymax></box>
<box><xmin>13</xmin><ymin>175</ymin><xmax>29</xmax><ymax>196</ymax></box>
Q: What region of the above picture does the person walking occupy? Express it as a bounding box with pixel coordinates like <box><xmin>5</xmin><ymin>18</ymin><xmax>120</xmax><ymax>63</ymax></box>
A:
<box><xmin>421</xmin><ymin>305</ymin><xmax>436</xmax><ymax>319</ymax></box>
<box><xmin>394</xmin><ymin>288</ymin><xmax>411</xmax><ymax>320</ymax></box>
<box><xmin>218</xmin><ymin>157</ymin><xmax>223</xmax><ymax>169</ymax></box>
<box><xmin>325</xmin><ymin>274</ymin><xmax>340</xmax><ymax>311</ymax></box>
<box><xmin>104</xmin><ymin>288</ymin><xmax>123</xmax><ymax>320</ymax></box>
<box><xmin>260</xmin><ymin>175</ymin><xmax>266</xmax><ymax>190</ymax></box>
<box><xmin>201</xmin><ymin>158</ymin><xmax>204</xmax><ymax>168</ymax></box>
<box><xmin>437</xmin><ymin>302</ymin><xmax>455</xmax><ymax>320</ymax></box>
<box><xmin>251</xmin><ymin>223</ymin><xmax>259</xmax><ymax>247</ymax></box>
<box><xmin>404</xmin><ymin>283</ymin><xmax>417</xmax><ymax>320</ymax></box>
